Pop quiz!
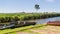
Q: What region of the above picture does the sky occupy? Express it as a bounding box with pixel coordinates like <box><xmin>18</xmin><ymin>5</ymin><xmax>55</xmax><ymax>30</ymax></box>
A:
<box><xmin>0</xmin><ymin>0</ymin><xmax>60</xmax><ymax>13</ymax></box>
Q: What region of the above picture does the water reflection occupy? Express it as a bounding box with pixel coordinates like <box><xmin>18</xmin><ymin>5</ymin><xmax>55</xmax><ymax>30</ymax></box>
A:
<box><xmin>36</xmin><ymin>17</ymin><xmax>60</xmax><ymax>24</ymax></box>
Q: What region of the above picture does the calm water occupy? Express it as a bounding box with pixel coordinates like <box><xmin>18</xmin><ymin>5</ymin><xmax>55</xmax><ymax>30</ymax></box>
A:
<box><xmin>36</xmin><ymin>17</ymin><xmax>60</xmax><ymax>24</ymax></box>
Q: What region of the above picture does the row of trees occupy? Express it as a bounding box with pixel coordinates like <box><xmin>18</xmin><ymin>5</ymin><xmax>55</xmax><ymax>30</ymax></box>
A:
<box><xmin>19</xmin><ymin>13</ymin><xmax>60</xmax><ymax>21</ymax></box>
<box><xmin>0</xmin><ymin>16</ymin><xmax>20</xmax><ymax>23</ymax></box>
<box><xmin>0</xmin><ymin>13</ymin><xmax>60</xmax><ymax>23</ymax></box>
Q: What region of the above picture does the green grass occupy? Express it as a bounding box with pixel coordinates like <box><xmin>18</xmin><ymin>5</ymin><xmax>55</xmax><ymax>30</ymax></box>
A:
<box><xmin>7</xmin><ymin>32</ymin><xmax>17</xmax><ymax>34</ymax></box>
<box><xmin>0</xmin><ymin>24</ymin><xmax>46</xmax><ymax>34</ymax></box>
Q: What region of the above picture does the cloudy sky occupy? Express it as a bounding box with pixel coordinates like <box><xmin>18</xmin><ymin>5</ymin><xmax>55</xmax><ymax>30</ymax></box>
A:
<box><xmin>0</xmin><ymin>0</ymin><xmax>60</xmax><ymax>13</ymax></box>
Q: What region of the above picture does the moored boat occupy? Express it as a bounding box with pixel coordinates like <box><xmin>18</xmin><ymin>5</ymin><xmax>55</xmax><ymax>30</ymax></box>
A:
<box><xmin>0</xmin><ymin>21</ymin><xmax>36</xmax><ymax>29</ymax></box>
<box><xmin>47</xmin><ymin>21</ymin><xmax>60</xmax><ymax>26</ymax></box>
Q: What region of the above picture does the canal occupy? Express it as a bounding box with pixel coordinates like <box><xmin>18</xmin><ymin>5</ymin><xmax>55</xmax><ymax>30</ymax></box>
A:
<box><xmin>36</xmin><ymin>16</ymin><xmax>60</xmax><ymax>24</ymax></box>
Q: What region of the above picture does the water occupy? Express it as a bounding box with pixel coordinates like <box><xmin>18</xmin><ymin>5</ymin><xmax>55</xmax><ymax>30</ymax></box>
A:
<box><xmin>36</xmin><ymin>17</ymin><xmax>60</xmax><ymax>24</ymax></box>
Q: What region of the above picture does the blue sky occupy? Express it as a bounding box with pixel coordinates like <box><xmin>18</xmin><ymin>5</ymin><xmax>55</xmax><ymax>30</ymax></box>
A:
<box><xmin>0</xmin><ymin>0</ymin><xmax>60</xmax><ymax>13</ymax></box>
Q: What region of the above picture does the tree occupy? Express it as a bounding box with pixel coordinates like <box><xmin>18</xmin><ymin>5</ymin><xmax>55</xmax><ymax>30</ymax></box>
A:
<box><xmin>35</xmin><ymin>4</ymin><xmax>40</xmax><ymax>11</ymax></box>
<box><xmin>14</xmin><ymin>16</ymin><xmax>20</xmax><ymax>21</ymax></box>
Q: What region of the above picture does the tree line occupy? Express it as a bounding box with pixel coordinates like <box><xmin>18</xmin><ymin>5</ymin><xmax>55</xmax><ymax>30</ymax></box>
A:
<box><xmin>0</xmin><ymin>13</ymin><xmax>60</xmax><ymax>23</ymax></box>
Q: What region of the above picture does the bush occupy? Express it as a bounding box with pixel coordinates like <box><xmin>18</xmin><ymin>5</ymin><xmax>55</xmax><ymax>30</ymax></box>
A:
<box><xmin>13</xmin><ymin>16</ymin><xmax>20</xmax><ymax>21</ymax></box>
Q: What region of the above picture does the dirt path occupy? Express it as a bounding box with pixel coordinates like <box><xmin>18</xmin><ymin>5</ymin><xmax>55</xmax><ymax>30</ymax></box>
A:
<box><xmin>30</xmin><ymin>26</ymin><xmax>60</xmax><ymax>34</ymax></box>
<box><xmin>17</xmin><ymin>31</ymin><xmax>39</xmax><ymax>34</ymax></box>
<box><xmin>17</xmin><ymin>32</ymin><xmax>29</xmax><ymax>34</ymax></box>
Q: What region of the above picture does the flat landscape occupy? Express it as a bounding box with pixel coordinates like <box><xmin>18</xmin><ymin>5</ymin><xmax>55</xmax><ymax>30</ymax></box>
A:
<box><xmin>0</xmin><ymin>13</ymin><xmax>60</xmax><ymax>34</ymax></box>
<box><xmin>0</xmin><ymin>0</ymin><xmax>60</xmax><ymax>34</ymax></box>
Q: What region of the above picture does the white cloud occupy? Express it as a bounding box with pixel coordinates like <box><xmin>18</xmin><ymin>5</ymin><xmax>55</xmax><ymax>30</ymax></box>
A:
<box><xmin>46</xmin><ymin>0</ymin><xmax>55</xmax><ymax>3</ymax></box>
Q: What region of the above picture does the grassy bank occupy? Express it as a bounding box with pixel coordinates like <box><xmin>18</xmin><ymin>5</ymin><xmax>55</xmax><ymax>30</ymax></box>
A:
<box><xmin>0</xmin><ymin>13</ymin><xmax>60</xmax><ymax>23</ymax></box>
<box><xmin>6</xmin><ymin>24</ymin><xmax>60</xmax><ymax>34</ymax></box>
<box><xmin>0</xmin><ymin>24</ymin><xmax>46</xmax><ymax>34</ymax></box>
